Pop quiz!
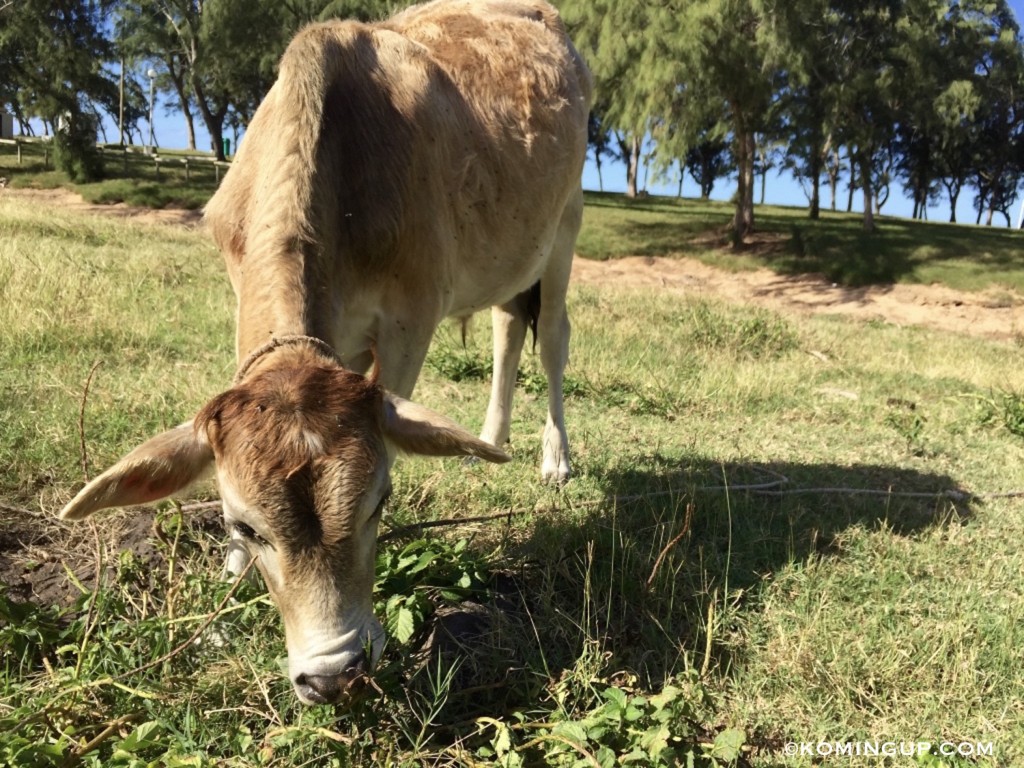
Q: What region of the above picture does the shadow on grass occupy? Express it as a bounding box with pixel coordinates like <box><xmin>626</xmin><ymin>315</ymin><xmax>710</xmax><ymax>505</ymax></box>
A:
<box><xmin>581</xmin><ymin>191</ymin><xmax>1024</xmax><ymax>289</ymax></box>
<box><xmin>412</xmin><ymin>456</ymin><xmax>970</xmax><ymax>729</ymax></box>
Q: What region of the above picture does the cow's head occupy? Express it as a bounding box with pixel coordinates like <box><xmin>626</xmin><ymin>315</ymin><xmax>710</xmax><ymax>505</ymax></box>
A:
<box><xmin>60</xmin><ymin>340</ymin><xmax>509</xmax><ymax>704</ymax></box>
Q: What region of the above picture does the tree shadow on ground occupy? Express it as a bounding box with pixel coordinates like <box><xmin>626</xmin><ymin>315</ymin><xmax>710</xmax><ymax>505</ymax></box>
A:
<box><xmin>426</xmin><ymin>455</ymin><xmax>973</xmax><ymax>724</ymax></box>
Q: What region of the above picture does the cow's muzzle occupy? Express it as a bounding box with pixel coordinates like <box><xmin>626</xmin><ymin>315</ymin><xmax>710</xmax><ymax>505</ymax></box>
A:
<box><xmin>294</xmin><ymin>652</ymin><xmax>370</xmax><ymax>704</ymax></box>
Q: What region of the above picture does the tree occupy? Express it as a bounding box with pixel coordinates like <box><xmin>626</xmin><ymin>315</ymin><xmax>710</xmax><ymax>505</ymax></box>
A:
<box><xmin>115</xmin><ymin>0</ymin><xmax>395</xmax><ymax>160</ymax></box>
<box><xmin>0</xmin><ymin>0</ymin><xmax>116</xmax><ymax>180</ymax></box>
<box><xmin>686</xmin><ymin>134</ymin><xmax>732</xmax><ymax>199</ymax></box>
<box><xmin>587</xmin><ymin>108</ymin><xmax>617</xmax><ymax>192</ymax></box>
<box><xmin>559</xmin><ymin>1</ymin><xmax>666</xmax><ymax>198</ymax></box>
<box><xmin>561</xmin><ymin>0</ymin><xmax>779</xmax><ymax>240</ymax></box>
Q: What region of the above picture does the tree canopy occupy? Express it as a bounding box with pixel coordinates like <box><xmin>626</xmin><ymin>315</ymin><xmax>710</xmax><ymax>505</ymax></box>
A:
<box><xmin>560</xmin><ymin>0</ymin><xmax>1024</xmax><ymax>236</ymax></box>
<box><xmin>2</xmin><ymin>0</ymin><xmax>1023</xmax><ymax>232</ymax></box>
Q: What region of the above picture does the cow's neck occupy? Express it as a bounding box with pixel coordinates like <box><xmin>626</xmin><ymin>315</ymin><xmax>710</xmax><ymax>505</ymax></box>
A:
<box><xmin>234</xmin><ymin>335</ymin><xmax>343</xmax><ymax>385</ymax></box>
<box><xmin>235</xmin><ymin>247</ymin><xmax>335</xmax><ymax>363</ymax></box>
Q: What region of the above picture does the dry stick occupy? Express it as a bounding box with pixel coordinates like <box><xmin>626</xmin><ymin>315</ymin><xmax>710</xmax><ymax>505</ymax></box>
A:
<box><xmin>11</xmin><ymin>554</ymin><xmax>260</xmax><ymax>735</ymax></box>
<box><xmin>61</xmin><ymin>713</ymin><xmax>143</xmax><ymax>768</ymax></box>
<box><xmin>379</xmin><ymin>509</ymin><xmax>532</xmax><ymax>543</ymax></box>
<box><xmin>518</xmin><ymin>733</ymin><xmax>602</xmax><ymax>768</ymax></box>
<box><xmin>178</xmin><ymin>500</ymin><xmax>222</xmax><ymax>514</ymax></box>
<box><xmin>77</xmin><ymin>360</ymin><xmax>103</xmax><ymax>482</ymax></box>
<box><xmin>645</xmin><ymin>502</ymin><xmax>694</xmax><ymax>591</ymax></box>
<box><xmin>72</xmin><ymin>521</ymin><xmax>105</xmax><ymax>682</ymax></box>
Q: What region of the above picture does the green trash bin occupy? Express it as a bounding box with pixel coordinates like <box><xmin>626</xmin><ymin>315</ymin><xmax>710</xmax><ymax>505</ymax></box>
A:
<box><xmin>222</xmin><ymin>137</ymin><xmax>231</xmax><ymax>157</ymax></box>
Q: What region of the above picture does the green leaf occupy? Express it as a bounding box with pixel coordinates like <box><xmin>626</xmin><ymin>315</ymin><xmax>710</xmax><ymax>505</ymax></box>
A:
<box><xmin>648</xmin><ymin>685</ymin><xmax>682</xmax><ymax>710</ymax></box>
<box><xmin>709</xmin><ymin>728</ymin><xmax>745</xmax><ymax>762</ymax></box>
<box><xmin>602</xmin><ymin>686</ymin><xmax>628</xmax><ymax>710</ymax></box>
<box><xmin>552</xmin><ymin>721</ymin><xmax>589</xmax><ymax>747</ymax></box>
<box><xmin>117</xmin><ymin>721</ymin><xmax>163</xmax><ymax>753</ymax></box>
<box><xmin>391</xmin><ymin>604</ymin><xmax>416</xmax><ymax>643</ymax></box>
<box><xmin>640</xmin><ymin>723</ymin><xmax>671</xmax><ymax>760</ymax></box>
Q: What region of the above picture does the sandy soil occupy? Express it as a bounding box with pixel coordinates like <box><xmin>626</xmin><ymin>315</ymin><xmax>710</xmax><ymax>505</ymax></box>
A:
<box><xmin>4</xmin><ymin>186</ymin><xmax>1021</xmax><ymax>343</ymax></box>
<box><xmin>572</xmin><ymin>255</ymin><xmax>1023</xmax><ymax>342</ymax></box>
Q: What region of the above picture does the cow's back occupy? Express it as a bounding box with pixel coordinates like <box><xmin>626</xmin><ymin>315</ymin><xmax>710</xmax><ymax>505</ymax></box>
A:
<box><xmin>205</xmin><ymin>0</ymin><xmax>591</xmax><ymax>358</ymax></box>
<box><xmin>380</xmin><ymin>0</ymin><xmax>593</xmax><ymax>309</ymax></box>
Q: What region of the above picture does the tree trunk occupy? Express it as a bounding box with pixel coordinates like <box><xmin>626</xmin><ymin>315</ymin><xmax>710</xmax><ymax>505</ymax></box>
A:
<box><xmin>183</xmin><ymin>109</ymin><xmax>197</xmax><ymax>152</ymax></box>
<box><xmin>626</xmin><ymin>134</ymin><xmax>640</xmax><ymax>198</ymax></box>
<box><xmin>595</xmin><ymin>155</ymin><xmax>603</xmax><ymax>192</ymax></box>
<box><xmin>860</xmin><ymin>153</ymin><xmax>874</xmax><ymax>233</ymax></box>
<box><xmin>809</xmin><ymin>140</ymin><xmax>822</xmax><ymax>220</ymax></box>
<box><xmin>732</xmin><ymin>129</ymin><xmax>755</xmax><ymax>241</ymax></box>
<box><xmin>846</xmin><ymin>151</ymin><xmax>856</xmax><ymax>213</ymax></box>
<box><xmin>165</xmin><ymin>59</ymin><xmax>198</xmax><ymax>151</ymax></box>
<box><xmin>192</xmin><ymin>75</ymin><xmax>226</xmax><ymax>161</ymax></box>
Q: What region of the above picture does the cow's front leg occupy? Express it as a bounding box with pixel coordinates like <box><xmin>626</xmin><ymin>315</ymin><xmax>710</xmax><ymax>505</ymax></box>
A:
<box><xmin>480</xmin><ymin>295</ymin><xmax>531</xmax><ymax>450</ymax></box>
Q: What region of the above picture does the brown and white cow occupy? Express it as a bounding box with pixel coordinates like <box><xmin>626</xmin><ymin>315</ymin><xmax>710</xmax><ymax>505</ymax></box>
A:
<box><xmin>59</xmin><ymin>0</ymin><xmax>591</xmax><ymax>705</ymax></box>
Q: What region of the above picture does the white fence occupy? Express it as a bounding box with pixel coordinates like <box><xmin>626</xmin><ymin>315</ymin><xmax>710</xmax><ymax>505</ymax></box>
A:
<box><xmin>0</xmin><ymin>137</ymin><xmax>231</xmax><ymax>181</ymax></box>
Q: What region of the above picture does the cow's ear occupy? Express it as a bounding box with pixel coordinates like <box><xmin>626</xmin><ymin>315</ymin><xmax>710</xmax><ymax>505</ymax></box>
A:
<box><xmin>381</xmin><ymin>394</ymin><xmax>510</xmax><ymax>463</ymax></box>
<box><xmin>60</xmin><ymin>422</ymin><xmax>214</xmax><ymax>521</ymax></box>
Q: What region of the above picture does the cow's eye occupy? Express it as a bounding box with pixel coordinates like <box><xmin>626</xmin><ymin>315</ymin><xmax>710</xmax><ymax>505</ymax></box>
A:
<box><xmin>234</xmin><ymin>522</ymin><xmax>267</xmax><ymax>546</ymax></box>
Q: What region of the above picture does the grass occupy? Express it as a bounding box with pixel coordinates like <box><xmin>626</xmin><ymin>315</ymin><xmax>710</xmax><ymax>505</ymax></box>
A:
<box><xmin>578</xmin><ymin>191</ymin><xmax>1024</xmax><ymax>292</ymax></box>
<box><xmin>3</xmin><ymin>188</ymin><xmax>1024</xmax><ymax>764</ymax></box>
<box><xmin>0</xmin><ymin>139</ymin><xmax>222</xmax><ymax>209</ymax></box>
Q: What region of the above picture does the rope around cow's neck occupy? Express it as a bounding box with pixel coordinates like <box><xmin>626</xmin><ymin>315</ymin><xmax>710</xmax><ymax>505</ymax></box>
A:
<box><xmin>233</xmin><ymin>334</ymin><xmax>344</xmax><ymax>384</ymax></box>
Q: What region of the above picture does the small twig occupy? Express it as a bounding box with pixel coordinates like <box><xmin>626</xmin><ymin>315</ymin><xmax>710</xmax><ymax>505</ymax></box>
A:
<box><xmin>60</xmin><ymin>713</ymin><xmax>143</xmax><ymax>768</ymax></box>
<box><xmin>73</xmin><ymin>521</ymin><xmax>104</xmax><ymax>681</ymax></box>
<box><xmin>518</xmin><ymin>733</ymin><xmax>602</xmax><ymax>768</ymax></box>
<box><xmin>646</xmin><ymin>502</ymin><xmax>694</xmax><ymax>591</ymax></box>
<box><xmin>77</xmin><ymin>360</ymin><xmax>103</xmax><ymax>482</ymax></box>
<box><xmin>265</xmin><ymin>726</ymin><xmax>352</xmax><ymax>745</ymax></box>
<box><xmin>379</xmin><ymin>509</ymin><xmax>531</xmax><ymax>543</ymax></box>
<box><xmin>700</xmin><ymin>591</ymin><xmax>716</xmax><ymax>679</ymax></box>
<box><xmin>178</xmin><ymin>500</ymin><xmax>223</xmax><ymax>514</ymax></box>
<box><xmin>112</xmin><ymin>554</ymin><xmax>258</xmax><ymax>682</ymax></box>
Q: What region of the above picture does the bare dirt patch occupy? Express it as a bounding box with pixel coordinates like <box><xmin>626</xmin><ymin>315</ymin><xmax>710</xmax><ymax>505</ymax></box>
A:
<box><xmin>5</xmin><ymin>185</ymin><xmax>1020</xmax><ymax>341</ymax></box>
<box><xmin>1</xmin><ymin>186</ymin><xmax>203</xmax><ymax>228</ymax></box>
<box><xmin>572</xmin><ymin>255</ymin><xmax>1024</xmax><ymax>342</ymax></box>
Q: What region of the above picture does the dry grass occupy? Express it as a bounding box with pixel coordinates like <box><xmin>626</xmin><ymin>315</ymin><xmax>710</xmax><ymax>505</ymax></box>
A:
<box><xmin>2</xmin><ymin>196</ymin><xmax>1024</xmax><ymax>765</ymax></box>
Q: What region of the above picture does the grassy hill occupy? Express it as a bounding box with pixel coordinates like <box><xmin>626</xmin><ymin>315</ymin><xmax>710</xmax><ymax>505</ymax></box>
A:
<box><xmin>2</xmin><ymin>183</ymin><xmax>1023</xmax><ymax>765</ymax></box>
<box><xmin>579</xmin><ymin>191</ymin><xmax>1024</xmax><ymax>292</ymax></box>
<box><xmin>4</xmin><ymin>139</ymin><xmax>1024</xmax><ymax>295</ymax></box>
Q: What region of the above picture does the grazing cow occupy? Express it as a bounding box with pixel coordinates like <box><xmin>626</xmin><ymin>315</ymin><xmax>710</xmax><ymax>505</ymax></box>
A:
<box><xmin>59</xmin><ymin>0</ymin><xmax>591</xmax><ymax>705</ymax></box>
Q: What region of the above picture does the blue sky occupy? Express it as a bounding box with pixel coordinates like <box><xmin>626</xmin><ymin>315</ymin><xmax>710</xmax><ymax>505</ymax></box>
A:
<box><xmin>124</xmin><ymin>1</ymin><xmax>1024</xmax><ymax>225</ymax></box>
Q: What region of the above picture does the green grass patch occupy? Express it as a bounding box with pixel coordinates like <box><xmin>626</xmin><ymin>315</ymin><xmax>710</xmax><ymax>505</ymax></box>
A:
<box><xmin>0</xmin><ymin>139</ymin><xmax>221</xmax><ymax>210</ymax></box>
<box><xmin>2</xmin><ymin>173</ymin><xmax>1024</xmax><ymax>766</ymax></box>
<box><xmin>579</xmin><ymin>191</ymin><xmax>1024</xmax><ymax>293</ymax></box>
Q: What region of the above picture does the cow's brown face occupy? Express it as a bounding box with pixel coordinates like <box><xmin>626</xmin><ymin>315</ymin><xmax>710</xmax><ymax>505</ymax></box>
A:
<box><xmin>59</xmin><ymin>347</ymin><xmax>510</xmax><ymax>706</ymax></box>
<box><xmin>197</xmin><ymin>363</ymin><xmax>389</xmax><ymax>704</ymax></box>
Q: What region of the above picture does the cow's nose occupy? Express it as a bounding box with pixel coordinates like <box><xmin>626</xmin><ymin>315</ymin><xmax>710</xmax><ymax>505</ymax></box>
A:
<box><xmin>295</xmin><ymin>655</ymin><xmax>369</xmax><ymax>704</ymax></box>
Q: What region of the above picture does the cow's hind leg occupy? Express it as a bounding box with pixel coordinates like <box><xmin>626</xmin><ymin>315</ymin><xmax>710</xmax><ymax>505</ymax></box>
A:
<box><xmin>480</xmin><ymin>288</ymin><xmax>536</xmax><ymax>449</ymax></box>
<box><xmin>537</xmin><ymin>190</ymin><xmax>582</xmax><ymax>485</ymax></box>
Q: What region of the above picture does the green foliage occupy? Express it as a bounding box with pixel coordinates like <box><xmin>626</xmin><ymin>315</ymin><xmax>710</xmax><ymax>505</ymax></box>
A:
<box><xmin>53</xmin><ymin>121</ymin><xmax>104</xmax><ymax>182</ymax></box>
<box><xmin>0</xmin><ymin>588</ymin><xmax>70</xmax><ymax>677</ymax></box>
<box><xmin>683</xmin><ymin>301</ymin><xmax>797</xmax><ymax>359</ymax></box>
<box><xmin>975</xmin><ymin>389</ymin><xmax>1024</xmax><ymax>439</ymax></box>
<box><xmin>476</xmin><ymin>679</ymin><xmax>740</xmax><ymax>767</ymax></box>
<box><xmin>7</xmin><ymin>195</ymin><xmax>1024</xmax><ymax>766</ymax></box>
<box><xmin>375</xmin><ymin>538</ymin><xmax>488</xmax><ymax>645</ymax></box>
<box><xmin>426</xmin><ymin>344</ymin><xmax>492</xmax><ymax>383</ymax></box>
